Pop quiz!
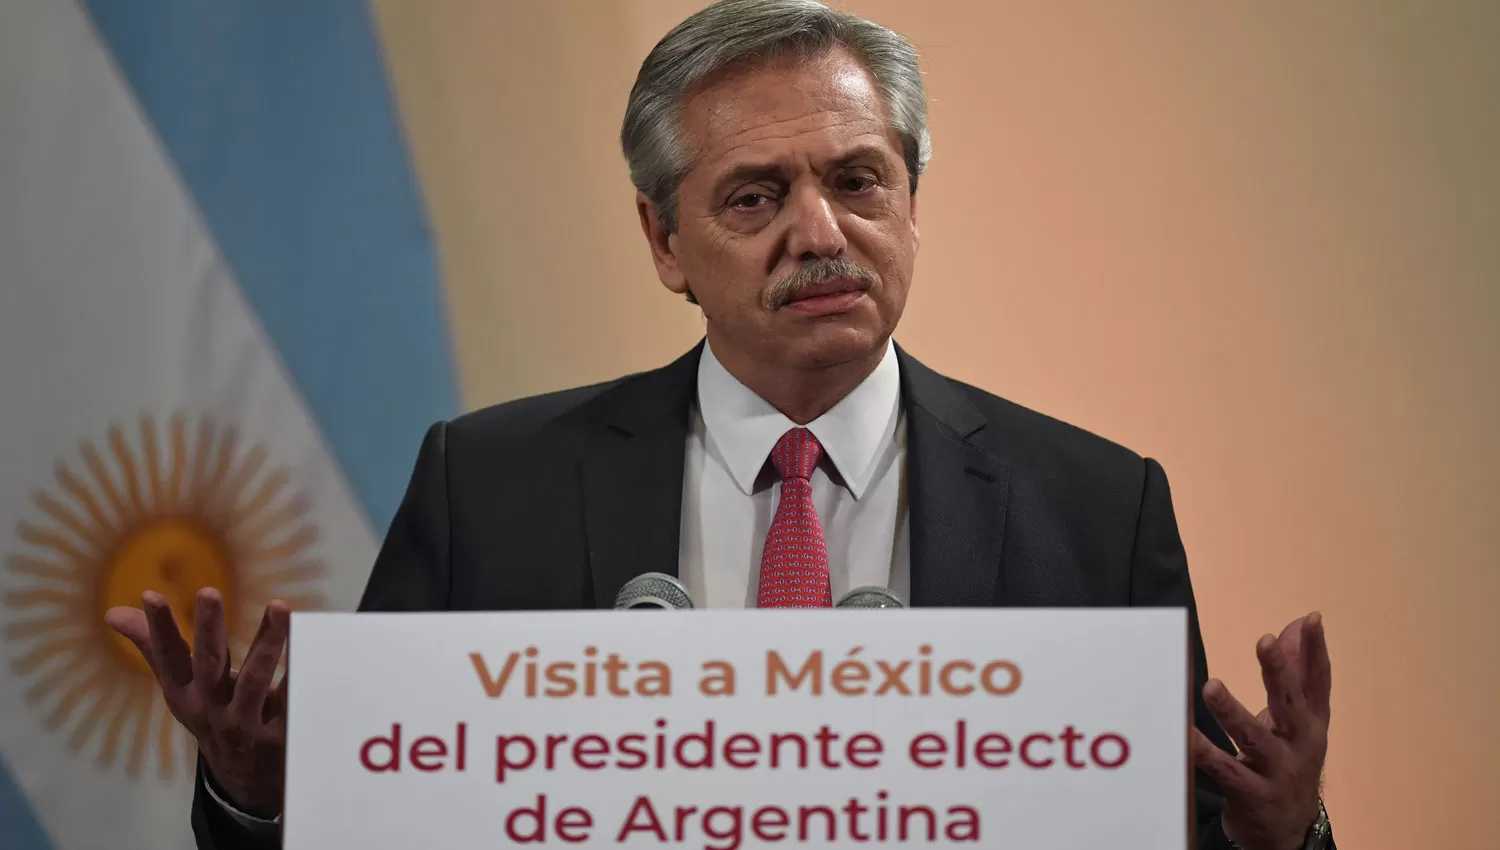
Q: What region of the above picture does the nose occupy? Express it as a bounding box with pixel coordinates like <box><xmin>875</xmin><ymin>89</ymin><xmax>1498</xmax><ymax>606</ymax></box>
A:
<box><xmin>783</xmin><ymin>182</ymin><xmax>847</xmax><ymax>260</ymax></box>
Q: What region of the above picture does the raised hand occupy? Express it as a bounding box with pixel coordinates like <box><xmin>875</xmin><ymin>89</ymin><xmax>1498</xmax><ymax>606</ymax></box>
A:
<box><xmin>1191</xmin><ymin>613</ymin><xmax>1332</xmax><ymax>850</ymax></box>
<box><xmin>105</xmin><ymin>587</ymin><xmax>290</xmax><ymax>818</ymax></box>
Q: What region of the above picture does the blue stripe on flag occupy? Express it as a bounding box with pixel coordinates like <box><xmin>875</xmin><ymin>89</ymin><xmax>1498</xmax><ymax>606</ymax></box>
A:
<box><xmin>0</xmin><ymin>755</ymin><xmax>52</xmax><ymax>849</ymax></box>
<box><xmin>81</xmin><ymin>0</ymin><xmax>459</xmax><ymax>534</ymax></box>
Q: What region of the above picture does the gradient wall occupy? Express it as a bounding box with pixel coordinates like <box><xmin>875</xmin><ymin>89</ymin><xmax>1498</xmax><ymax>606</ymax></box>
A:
<box><xmin>370</xmin><ymin>2</ymin><xmax>1499</xmax><ymax>847</ymax></box>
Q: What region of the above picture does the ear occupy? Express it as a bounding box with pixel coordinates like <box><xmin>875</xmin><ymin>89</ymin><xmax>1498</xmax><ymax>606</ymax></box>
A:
<box><xmin>908</xmin><ymin>190</ymin><xmax>920</xmax><ymax>254</ymax></box>
<box><xmin>637</xmin><ymin>193</ymin><xmax>691</xmax><ymax>298</ymax></box>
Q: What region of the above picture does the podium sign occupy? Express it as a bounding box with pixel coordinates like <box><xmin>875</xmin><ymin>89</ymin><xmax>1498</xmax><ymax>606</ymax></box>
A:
<box><xmin>284</xmin><ymin>609</ymin><xmax>1188</xmax><ymax>848</ymax></box>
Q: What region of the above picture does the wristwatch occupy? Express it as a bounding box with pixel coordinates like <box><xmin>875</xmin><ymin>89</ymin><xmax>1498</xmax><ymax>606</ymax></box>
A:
<box><xmin>1227</xmin><ymin>799</ymin><xmax>1332</xmax><ymax>850</ymax></box>
<box><xmin>1301</xmin><ymin>799</ymin><xmax>1333</xmax><ymax>850</ymax></box>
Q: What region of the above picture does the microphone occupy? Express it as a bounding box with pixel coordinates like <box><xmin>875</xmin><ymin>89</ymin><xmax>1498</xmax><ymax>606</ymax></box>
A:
<box><xmin>614</xmin><ymin>572</ymin><xmax>694</xmax><ymax>610</ymax></box>
<box><xmin>835</xmin><ymin>586</ymin><xmax>905</xmax><ymax>609</ymax></box>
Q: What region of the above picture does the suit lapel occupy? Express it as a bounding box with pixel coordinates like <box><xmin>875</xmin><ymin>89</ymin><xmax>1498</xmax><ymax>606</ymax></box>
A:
<box><xmin>577</xmin><ymin>341</ymin><xmax>1009</xmax><ymax>609</ymax></box>
<box><xmin>898</xmin><ymin>346</ymin><xmax>1011</xmax><ymax>607</ymax></box>
<box><xmin>581</xmin><ymin>344</ymin><xmax>702</xmax><ymax>609</ymax></box>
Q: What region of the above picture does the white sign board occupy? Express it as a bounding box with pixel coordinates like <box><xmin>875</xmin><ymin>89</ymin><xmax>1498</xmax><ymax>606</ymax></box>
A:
<box><xmin>284</xmin><ymin>609</ymin><xmax>1188</xmax><ymax>848</ymax></box>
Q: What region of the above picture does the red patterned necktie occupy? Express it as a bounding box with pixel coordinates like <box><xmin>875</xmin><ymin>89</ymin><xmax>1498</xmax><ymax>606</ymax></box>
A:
<box><xmin>756</xmin><ymin>427</ymin><xmax>833</xmax><ymax>608</ymax></box>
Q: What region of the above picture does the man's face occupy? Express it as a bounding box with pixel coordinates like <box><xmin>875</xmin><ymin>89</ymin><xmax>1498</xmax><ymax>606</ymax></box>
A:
<box><xmin>639</xmin><ymin>48</ymin><xmax>919</xmax><ymax>372</ymax></box>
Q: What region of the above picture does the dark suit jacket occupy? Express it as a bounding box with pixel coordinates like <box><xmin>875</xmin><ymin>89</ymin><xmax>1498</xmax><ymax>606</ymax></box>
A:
<box><xmin>193</xmin><ymin>341</ymin><xmax>1247</xmax><ymax>849</ymax></box>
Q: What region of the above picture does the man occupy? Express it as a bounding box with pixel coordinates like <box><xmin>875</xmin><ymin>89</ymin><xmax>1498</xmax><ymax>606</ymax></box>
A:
<box><xmin>107</xmin><ymin>1</ymin><xmax>1334</xmax><ymax>848</ymax></box>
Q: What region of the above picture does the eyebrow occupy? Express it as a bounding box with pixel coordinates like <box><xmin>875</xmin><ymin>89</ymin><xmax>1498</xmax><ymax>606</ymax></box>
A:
<box><xmin>712</xmin><ymin>164</ymin><xmax>788</xmax><ymax>200</ymax></box>
<box><xmin>829</xmin><ymin>143</ymin><xmax>899</xmax><ymax>169</ymax></box>
<box><xmin>709</xmin><ymin>143</ymin><xmax>899</xmax><ymax>200</ymax></box>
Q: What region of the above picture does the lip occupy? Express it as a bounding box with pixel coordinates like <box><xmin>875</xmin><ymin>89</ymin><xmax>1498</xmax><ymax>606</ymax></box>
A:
<box><xmin>781</xmin><ymin>277</ymin><xmax>869</xmax><ymax>316</ymax></box>
<box><xmin>783</xmin><ymin>290</ymin><xmax>867</xmax><ymax>316</ymax></box>
<box><xmin>789</xmin><ymin>277</ymin><xmax>864</xmax><ymax>300</ymax></box>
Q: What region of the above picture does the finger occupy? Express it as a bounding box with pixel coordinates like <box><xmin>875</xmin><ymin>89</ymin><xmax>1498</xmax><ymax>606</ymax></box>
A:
<box><xmin>191</xmin><ymin>588</ymin><xmax>232</xmax><ymax>705</ymax></box>
<box><xmin>265</xmin><ymin>666</ymin><xmax>289</xmax><ymax>723</ymax></box>
<box><xmin>257</xmin><ymin>617</ymin><xmax>291</xmax><ymax>724</ymax></box>
<box><xmin>104</xmin><ymin>605</ymin><xmax>168</xmax><ymax>677</ymax></box>
<box><xmin>229</xmin><ymin>601</ymin><xmax>290</xmax><ymax>725</ymax></box>
<box><xmin>1301</xmin><ymin>611</ymin><xmax>1332</xmax><ymax>723</ymax></box>
<box><xmin>1203</xmin><ymin>678</ymin><xmax>1278</xmax><ymax>768</ymax></box>
<box><xmin>1257</xmin><ymin>633</ymin><xmax>1306</xmax><ymax>738</ymax></box>
<box><xmin>1191</xmin><ymin>727</ymin><xmax>1255</xmax><ymax>794</ymax></box>
<box><xmin>141</xmin><ymin>591</ymin><xmax>194</xmax><ymax>688</ymax></box>
<box><xmin>104</xmin><ymin>605</ymin><xmax>152</xmax><ymax>653</ymax></box>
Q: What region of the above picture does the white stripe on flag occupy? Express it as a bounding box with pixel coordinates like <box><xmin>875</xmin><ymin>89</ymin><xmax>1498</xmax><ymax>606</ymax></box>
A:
<box><xmin>0</xmin><ymin>1</ymin><xmax>379</xmax><ymax>847</ymax></box>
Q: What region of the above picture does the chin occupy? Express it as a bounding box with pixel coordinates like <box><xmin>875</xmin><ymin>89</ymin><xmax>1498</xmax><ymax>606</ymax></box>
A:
<box><xmin>777</xmin><ymin>322</ymin><xmax>887</xmax><ymax>370</ymax></box>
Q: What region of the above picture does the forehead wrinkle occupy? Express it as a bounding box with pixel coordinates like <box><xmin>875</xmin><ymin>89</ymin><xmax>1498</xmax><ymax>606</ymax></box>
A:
<box><xmin>679</xmin><ymin>48</ymin><xmax>891</xmax><ymax>174</ymax></box>
<box><xmin>696</xmin><ymin>96</ymin><xmax>880</xmax><ymax>145</ymax></box>
<box><xmin>703</xmin><ymin>121</ymin><xmax>895</xmax><ymax>183</ymax></box>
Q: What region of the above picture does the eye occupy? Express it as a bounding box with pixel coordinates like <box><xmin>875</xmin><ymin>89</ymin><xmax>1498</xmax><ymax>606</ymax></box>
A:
<box><xmin>723</xmin><ymin>180</ymin><xmax>782</xmax><ymax>213</ymax></box>
<box><xmin>729</xmin><ymin>191</ymin><xmax>774</xmax><ymax>210</ymax></box>
<box><xmin>837</xmin><ymin>171</ymin><xmax>880</xmax><ymax>193</ymax></box>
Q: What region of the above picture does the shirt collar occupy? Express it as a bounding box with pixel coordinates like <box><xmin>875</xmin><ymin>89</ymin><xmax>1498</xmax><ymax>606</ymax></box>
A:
<box><xmin>696</xmin><ymin>338</ymin><xmax>901</xmax><ymax>500</ymax></box>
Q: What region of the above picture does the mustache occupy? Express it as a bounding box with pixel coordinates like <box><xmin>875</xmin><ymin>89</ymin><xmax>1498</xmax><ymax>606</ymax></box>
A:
<box><xmin>763</xmin><ymin>257</ymin><xmax>881</xmax><ymax>310</ymax></box>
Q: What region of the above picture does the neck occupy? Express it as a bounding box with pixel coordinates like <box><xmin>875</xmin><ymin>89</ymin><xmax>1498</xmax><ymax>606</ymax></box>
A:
<box><xmin>708</xmin><ymin>334</ymin><xmax>889</xmax><ymax>425</ymax></box>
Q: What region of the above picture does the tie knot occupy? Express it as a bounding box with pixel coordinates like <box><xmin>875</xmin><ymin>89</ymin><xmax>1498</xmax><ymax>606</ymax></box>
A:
<box><xmin>770</xmin><ymin>427</ymin><xmax>822</xmax><ymax>482</ymax></box>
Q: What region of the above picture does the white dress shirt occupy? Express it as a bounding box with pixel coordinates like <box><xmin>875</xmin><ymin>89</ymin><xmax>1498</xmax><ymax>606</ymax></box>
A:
<box><xmin>678</xmin><ymin>338</ymin><xmax>910</xmax><ymax>607</ymax></box>
<box><xmin>210</xmin><ymin>338</ymin><xmax>911</xmax><ymax>827</ymax></box>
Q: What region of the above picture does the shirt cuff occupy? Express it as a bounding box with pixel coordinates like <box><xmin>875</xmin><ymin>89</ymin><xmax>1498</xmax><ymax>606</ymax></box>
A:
<box><xmin>202</xmin><ymin>769</ymin><xmax>282</xmax><ymax>832</ymax></box>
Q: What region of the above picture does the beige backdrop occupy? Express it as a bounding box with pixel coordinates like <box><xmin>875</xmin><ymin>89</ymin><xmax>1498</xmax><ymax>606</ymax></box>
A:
<box><xmin>370</xmin><ymin>2</ymin><xmax>1499</xmax><ymax>845</ymax></box>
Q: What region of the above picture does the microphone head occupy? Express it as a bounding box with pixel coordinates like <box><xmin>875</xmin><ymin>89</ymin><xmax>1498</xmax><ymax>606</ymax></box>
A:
<box><xmin>836</xmin><ymin>586</ymin><xmax>905</xmax><ymax>609</ymax></box>
<box><xmin>614</xmin><ymin>572</ymin><xmax>694</xmax><ymax>610</ymax></box>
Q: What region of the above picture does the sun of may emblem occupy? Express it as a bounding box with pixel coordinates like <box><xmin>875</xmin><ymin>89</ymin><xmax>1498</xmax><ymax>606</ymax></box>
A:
<box><xmin>3</xmin><ymin>413</ymin><xmax>327</xmax><ymax>780</ymax></box>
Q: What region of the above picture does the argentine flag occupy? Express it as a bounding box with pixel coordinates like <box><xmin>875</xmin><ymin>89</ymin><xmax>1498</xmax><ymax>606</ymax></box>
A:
<box><xmin>0</xmin><ymin>2</ymin><xmax>457</xmax><ymax>847</ymax></box>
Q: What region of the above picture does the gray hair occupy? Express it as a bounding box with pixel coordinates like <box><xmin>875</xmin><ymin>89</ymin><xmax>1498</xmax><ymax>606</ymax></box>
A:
<box><xmin>621</xmin><ymin>0</ymin><xmax>932</xmax><ymax>233</ymax></box>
